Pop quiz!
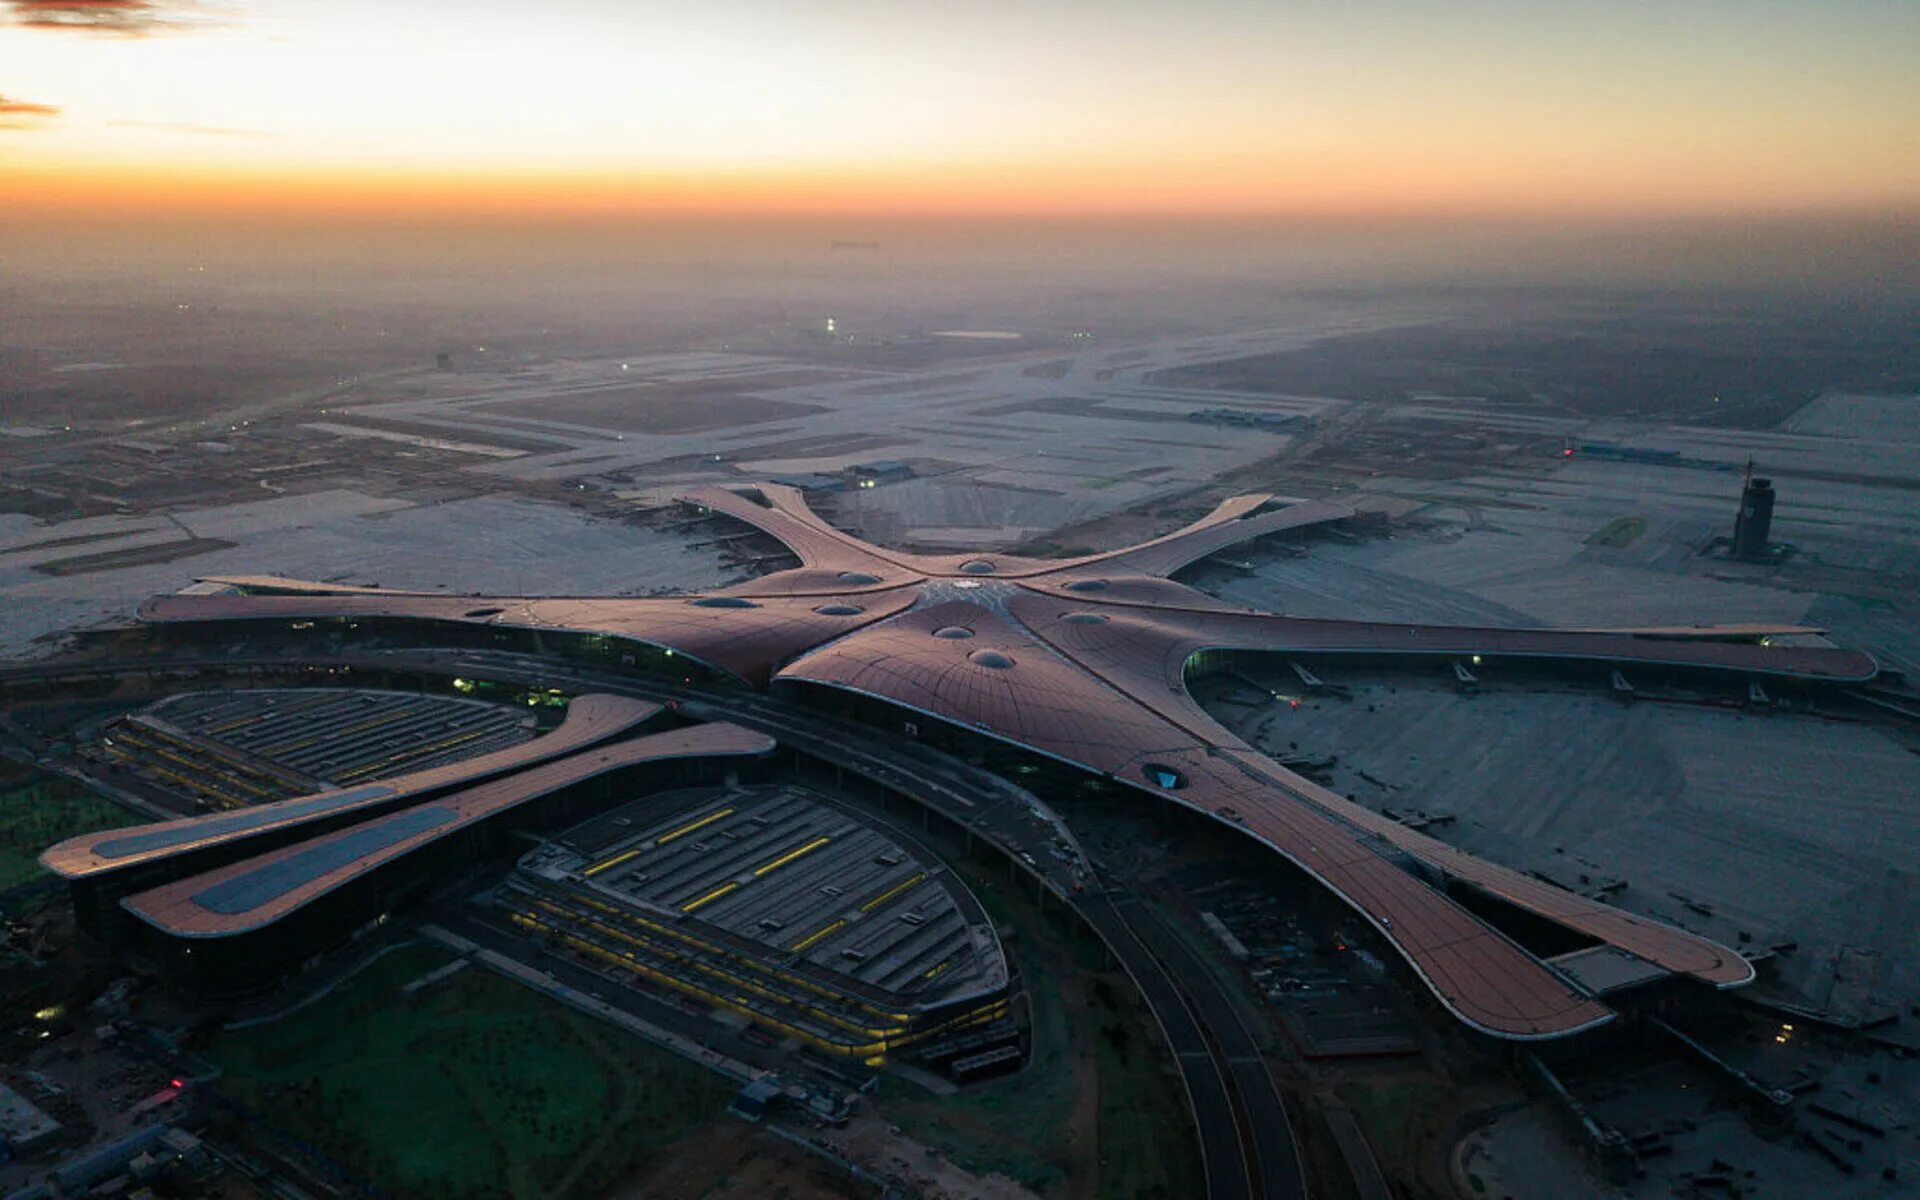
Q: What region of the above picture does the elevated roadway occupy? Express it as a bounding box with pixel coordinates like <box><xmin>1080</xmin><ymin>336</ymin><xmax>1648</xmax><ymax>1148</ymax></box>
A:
<box><xmin>1104</xmin><ymin>891</ymin><xmax>1303</xmax><ymax>1200</ymax></box>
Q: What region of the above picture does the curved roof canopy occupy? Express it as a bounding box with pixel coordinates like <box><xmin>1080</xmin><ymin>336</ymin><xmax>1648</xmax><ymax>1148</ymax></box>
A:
<box><xmin>42</xmin><ymin>693</ymin><xmax>661</xmax><ymax>880</ymax></box>
<box><xmin>122</xmin><ymin>723</ymin><xmax>775</xmax><ymax>938</ymax></box>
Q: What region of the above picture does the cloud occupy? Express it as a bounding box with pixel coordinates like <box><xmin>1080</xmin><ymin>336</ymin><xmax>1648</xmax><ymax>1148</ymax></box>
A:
<box><xmin>0</xmin><ymin>92</ymin><xmax>61</xmax><ymax>128</ymax></box>
<box><xmin>5</xmin><ymin>1</ymin><xmax>216</xmax><ymax>36</ymax></box>
<box><xmin>109</xmin><ymin>117</ymin><xmax>274</xmax><ymax>139</ymax></box>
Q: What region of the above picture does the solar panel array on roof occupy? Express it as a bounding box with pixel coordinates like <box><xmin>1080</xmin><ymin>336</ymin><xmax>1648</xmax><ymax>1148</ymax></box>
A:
<box><xmin>93</xmin><ymin>784</ymin><xmax>400</xmax><ymax>860</ymax></box>
<box><xmin>521</xmin><ymin>785</ymin><xmax>1003</xmax><ymax>1003</ymax></box>
<box><xmin>189</xmin><ymin>806</ymin><xmax>458</xmax><ymax>915</ymax></box>
<box><xmin>501</xmin><ymin>784</ymin><xmax>1010</xmax><ymax>1057</ymax></box>
<box><xmin>147</xmin><ymin>689</ymin><xmax>534</xmax><ymax>785</ymax></box>
<box><xmin>46</xmin><ymin>694</ymin><xmax>663</xmax><ymax>884</ymax></box>
<box><xmin>114</xmin><ymin>722</ymin><xmax>770</xmax><ymax>946</ymax></box>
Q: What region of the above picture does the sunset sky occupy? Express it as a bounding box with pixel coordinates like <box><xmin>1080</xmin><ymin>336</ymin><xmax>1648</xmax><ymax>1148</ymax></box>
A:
<box><xmin>4</xmin><ymin>0</ymin><xmax>1918</xmax><ymax>218</ymax></box>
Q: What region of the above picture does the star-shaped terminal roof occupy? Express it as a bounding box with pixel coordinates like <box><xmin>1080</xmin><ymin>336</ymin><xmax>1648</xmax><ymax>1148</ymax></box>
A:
<box><xmin>133</xmin><ymin>482</ymin><xmax>1877</xmax><ymax>1039</ymax></box>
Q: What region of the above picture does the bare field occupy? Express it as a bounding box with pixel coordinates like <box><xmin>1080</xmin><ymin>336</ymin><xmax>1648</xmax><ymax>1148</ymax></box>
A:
<box><xmin>32</xmin><ymin>536</ymin><xmax>236</xmax><ymax>576</ymax></box>
<box><xmin>475</xmin><ymin>380</ymin><xmax>829</xmax><ymax>434</ymax></box>
<box><xmin>0</xmin><ymin>492</ymin><xmax>736</xmax><ymax>657</ymax></box>
<box><xmin>1160</xmin><ymin>302</ymin><xmax>1920</xmax><ymax>428</ymax></box>
<box><xmin>613</xmin><ymin>1121</ymin><xmax>879</xmax><ymax>1200</ymax></box>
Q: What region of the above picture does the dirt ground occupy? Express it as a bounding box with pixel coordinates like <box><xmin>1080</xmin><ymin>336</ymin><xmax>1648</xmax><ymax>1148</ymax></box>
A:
<box><xmin>1457</xmin><ymin>1105</ymin><xmax>1615</xmax><ymax>1200</ymax></box>
<box><xmin>475</xmin><ymin>383</ymin><xmax>826</xmax><ymax>434</ymax></box>
<box><xmin>1058</xmin><ymin>975</ymin><xmax>1101</xmax><ymax>1200</ymax></box>
<box><xmin>836</xmin><ymin>1112</ymin><xmax>1042</xmax><ymax>1200</ymax></box>
<box><xmin>1319</xmin><ymin>1063</ymin><xmax>1526</xmax><ymax>1200</ymax></box>
<box><xmin>618</xmin><ymin>1115</ymin><xmax>1043</xmax><ymax>1200</ymax></box>
<box><xmin>613</xmin><ymin>1120</ymin><xmax>860</xmax><ymax>1200</ymax></box>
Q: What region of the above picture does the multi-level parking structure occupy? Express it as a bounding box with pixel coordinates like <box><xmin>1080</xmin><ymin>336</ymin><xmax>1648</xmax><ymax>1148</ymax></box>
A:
<box><xmin>135</xmin><ymin>688</ymin><xmax>537</xmax><ymax>787</ymax></box>
<box><xmin>503</xmin><ymin>783</ymin><xmax>1011</xmax><ymax>1065</ymax></box>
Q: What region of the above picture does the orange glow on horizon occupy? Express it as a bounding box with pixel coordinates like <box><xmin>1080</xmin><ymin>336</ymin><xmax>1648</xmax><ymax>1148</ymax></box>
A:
<box><xmin>12</xmin><ymin>154</ymin><xmax>1920</xmax><ymax>223</ymax></box>
<box><xmin>4</xmin><ymin>1</ymin><xmax>1917</xmax><ymax>223</ymax></box>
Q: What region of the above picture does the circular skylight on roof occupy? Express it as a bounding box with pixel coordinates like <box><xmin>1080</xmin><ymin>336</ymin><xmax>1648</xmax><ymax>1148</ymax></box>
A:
<box><xmin>969</xmin><ymin>650</ymin><xmax>1015</xmax><ymax>669</ymax></box>
<box><xmin>1061</xmin><ymin>612</ymin><xmax>1108</xmax><ymax>624</ymax></box>
<box><xmin>932</xmin><ymin>626</ymin><xmax>975</xmax><ymax>639</ymax></box>
<box><xmin>837</xmin><ymin>571</ymin><xmax>882</xmax><ymax>585</ymax></box>
<box><xmin>1064</xmin><ymin>579</ymin><xmax>1108</xmax><ymax>592</ymax></box>
<box><xmin>959</xmin><ymin>559</ymin><xmax>997</xmax><ymax>575</ymax></box>
<box><xmin>813</xmin><ymin>604</ymin><xmax>865</xmax><ymax>616</ymax></box>
<box><xmin>690</xmin><ymin>596</ymin><xmax>760</xmax><ymax>608</ymax></box>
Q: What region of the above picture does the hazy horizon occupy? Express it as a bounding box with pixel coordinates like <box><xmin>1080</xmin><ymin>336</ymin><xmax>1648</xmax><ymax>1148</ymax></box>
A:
<box><xmin>5</xmin><ymin>1</ymin><xmax>1918</xmax><ymax>221</ymax></box>
<box><xmin>10</xmin><ymin>211</ymin><xmax>1920</xmax><ymax>289</ymax></box>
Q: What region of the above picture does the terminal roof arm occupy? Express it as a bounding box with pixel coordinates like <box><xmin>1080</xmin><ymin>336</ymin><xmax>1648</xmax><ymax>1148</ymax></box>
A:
<box><xmin>1053</xmin><ymin>494</ymin><xmax>1355</xmax><ymax>579</ymax></box>
<box><xmin>138</xmin><ymin>587</ymin><xmax>921</xmax><ymax>686</ymax></box>
<box><xmin>779</xmin><ymin>601</ymin><xmax>1621</xmax><ymax>1038</ymax></box>
<box><xmin>1009</xmin><ymin>595</ymin><xmax>1758</xmax><ymax>1028</ymax></box>
<box><xmin>1141</xmin><ymin>609</ymin><xmax>1879</xmax><ymax>683</ymax></box>
<box><xmin>676</xmin><ymin>483</ymin><xmax>912</xmax><ymax>579</ymax></box>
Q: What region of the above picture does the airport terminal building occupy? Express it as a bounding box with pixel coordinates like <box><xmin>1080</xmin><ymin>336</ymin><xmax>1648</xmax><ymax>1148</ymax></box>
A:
<box><xmin>54</xmin><ymin>482</ymin><xmax>1883</xmax><ymax>1042</ymax></box>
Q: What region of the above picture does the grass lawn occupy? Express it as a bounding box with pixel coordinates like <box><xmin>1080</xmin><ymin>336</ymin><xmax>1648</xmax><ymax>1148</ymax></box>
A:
<box><xmin>881</xmin><ymin>861</ymin><xmax>1205</xmax><ymax>1198</ymax></box>
<box><xmin>1091</xmin><ymin>985</ymin><xmax>1206</xmax><ymax>1200</ymax></box>
<box><xmin>882</xmin><ymin>931</ymin><xmax>1077</xmax><ymax>1193</ymax></box>
<box><xmin>1335</xmin><ymin>1076</ymin><xmax>1451</xmax><ymax>1178</ymax></box>
<box><xmin>880</xmin><ymin>869</ymin><xmax>1091</xmax><ymax>1194</ymax></box>
<box><xmin>206</xmin><ymin>944</ymin><xmax>732</xmax><ymax>1200</ymax></box>
<box><xmin>0</xmin><ymin>772</ymin><xmax>136</xmax><ymax>892</ymax></box>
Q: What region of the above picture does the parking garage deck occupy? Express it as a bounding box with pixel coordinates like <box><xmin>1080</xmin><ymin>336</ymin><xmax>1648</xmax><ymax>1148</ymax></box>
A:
<box><xmin>138</xmin><ymin>688</ymin><xmax>537</xmax><ymax>787</ymax></box>
<box><xmin>502</xmin><ymin>784</ymin><xmax>1010</xmax><ymax>1058</ymax></box>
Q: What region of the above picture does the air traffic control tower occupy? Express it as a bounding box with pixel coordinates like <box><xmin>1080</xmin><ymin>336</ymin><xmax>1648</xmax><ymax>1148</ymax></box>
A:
<box><xmin>1732</xmin><ymin>472</ymin><xmax>1777</xmax><ymax>561</ymax></box>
